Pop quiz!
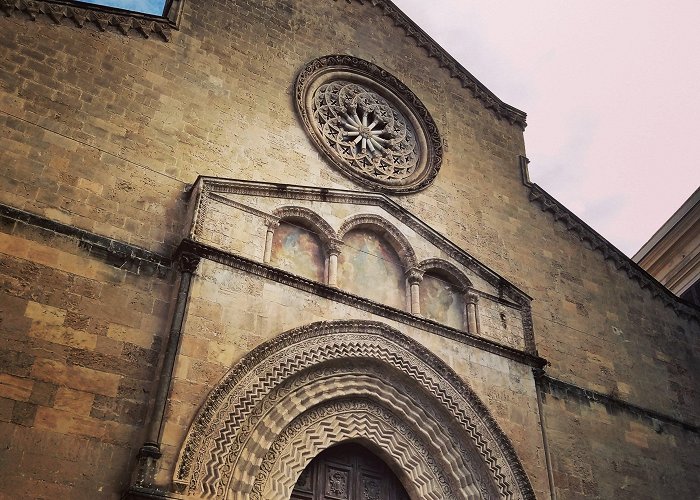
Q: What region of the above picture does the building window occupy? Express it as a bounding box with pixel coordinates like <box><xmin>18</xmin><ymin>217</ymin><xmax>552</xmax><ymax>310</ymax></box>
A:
<box><xmin>77</xmin><ymin>0</ymin><xmax>166</xmax><ymax>16</ymax></box>
<box><xmin>3</xmin><ymin>0</ymin><xmax>185</xmax><ymax>40</ymax></box>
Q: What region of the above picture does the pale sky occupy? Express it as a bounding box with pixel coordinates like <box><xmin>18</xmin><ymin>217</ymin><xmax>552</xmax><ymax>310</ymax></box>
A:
<box><xmin>393</xmin><ymin>0</ymin><xmax>700</xmax><ymax>256</ymax></box>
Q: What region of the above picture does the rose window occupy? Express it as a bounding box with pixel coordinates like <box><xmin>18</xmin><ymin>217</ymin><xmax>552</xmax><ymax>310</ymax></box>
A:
<box><xmin>313</xmin><ymin>81</ymin><xmax>419</xmax><ymax>181</ymax></box>
<box><xmin>295</xmin><ymin>56</ymin><xmax>443</xmax><ymax>193</ymax></box>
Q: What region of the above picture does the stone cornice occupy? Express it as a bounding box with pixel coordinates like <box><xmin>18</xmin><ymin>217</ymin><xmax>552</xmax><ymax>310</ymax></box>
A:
<box><xmin>188</xmin><ymin>176</ymin><xmax>533</xmax><ymax>309</ymax></box>
<box><xmin>537</xmin><ymin>372</ymin><xmax>698</xmax><ymax>434</ymax></box>
<box><xmin>519</xmin><ymin>156</ymin><xmax>700</xmax><ymax>323</ymax></box>
<box><xmin>351</xmin><ymin>0</ymin><xmax>527</xmax><ymax>129</ymax></box>
<box><xmin>0</xmin><ymin>202</ymin><xmax>172</xmax><ymax>278</ymax></box>
<box><xmin>0</xmin><ymin>0</ymin><xmax>184</xmax><ymax>41</ymax></box>
<box><xmin>178</xmin><ymin>238</ymin><xmax>546</xmax><ymax>368</ymax></box>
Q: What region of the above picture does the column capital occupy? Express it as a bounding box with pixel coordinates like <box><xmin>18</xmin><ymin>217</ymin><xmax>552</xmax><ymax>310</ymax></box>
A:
<box><xmin>327</xmin><ymin>238</ymin><xmax>343</xmax><ymax>256</ymax></box>
<box><xmin>465</xmin><ymin>291</ymin><xmax>479</xmax><ymax>304</ymax></box>
<box><xmin>405</xmin><ymin>267</ymin><xmax>424</xmax><ymax>285</ymax></box>
<box><xmin>178</xmin><ymin>253</ymin><xmax>200</xmax><ymax>273</ymax></box>
<box><xmin>264</xmin><ymin>217</ymin><xmax>281</xmax><ymax>230</ymax></box>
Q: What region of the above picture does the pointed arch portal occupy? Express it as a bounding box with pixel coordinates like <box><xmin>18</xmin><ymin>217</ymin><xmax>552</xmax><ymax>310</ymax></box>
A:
<box><xmin>174</xmin><ymin>320</ymin><xmax>535</xmax><ymax>500</ymax></box>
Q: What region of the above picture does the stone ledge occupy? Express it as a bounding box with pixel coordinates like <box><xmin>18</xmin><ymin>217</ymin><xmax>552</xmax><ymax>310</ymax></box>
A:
<box><xmin>538</xmin><ymin>372</ymin><xmax>698</xmax><ymax>434</ymax></box>
<box><xmin>178</xmin><ymin>238</ymin><xmax>547</xmax><ymax>369</ymax></box>
<box><xmin>0</xmin><ymin>202</ymin><xmax>171</xmax><ymax>278</ymax></box>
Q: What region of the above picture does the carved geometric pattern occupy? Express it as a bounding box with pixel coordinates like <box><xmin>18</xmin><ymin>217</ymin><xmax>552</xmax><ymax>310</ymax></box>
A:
<box><xmin>242</xmin><ymin>373</ymin><xmax>483</xmax><ymax>500</ymax></box>
<box><xmin>313</xmin><ymin>81</ymin><xmax>419</xmax><ymax>182</ymax></box>
<box><xmin>259</xmin><ymin>402</ymin><xmax>457</xmax><ymax>500</ymax></box>
<box><xmin>174</xmin><ymin>320</ymin><xmax>535</xmax><ymax>500</ymax></box>
<box><xmin>296</xmin><ymin>55</ymin><xmax>443</xmax><ymax>193</ymax></box>
<box><xmin>363</xmin><ymin>477</ymin><xmax>381</xmax><ymax>500</ymax></box>
<box><xmin>337</xmin><ymin>214</ymin><xmax>417</xmax><ymax>269</ymax></box>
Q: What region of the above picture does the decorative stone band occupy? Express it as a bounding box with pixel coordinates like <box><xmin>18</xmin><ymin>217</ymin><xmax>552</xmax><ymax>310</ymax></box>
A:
<box><xmin>296</xmin><ymin>55</ymin><xmax>443</xmax><ymax>193</ymax></box>
<box><xmin>173</xmin><ymin>320</ymin><xmax>536</xmax><ymax>500</ymax></box>
<box><xmin>187</xmin><ymin>177</ymin><xmax>534</xmax><ymax>310</ymax></box>
<box><xmin>178</xmin><ymin>238</ymin><xmax>545</xmax><ymax>367</ymax></box>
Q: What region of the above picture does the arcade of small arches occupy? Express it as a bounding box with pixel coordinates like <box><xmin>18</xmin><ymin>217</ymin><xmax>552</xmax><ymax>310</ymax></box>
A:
<box><xmin>261</xmin><ymin>206</ymin><xmax>481</xmax><ymax>333</ymax></box>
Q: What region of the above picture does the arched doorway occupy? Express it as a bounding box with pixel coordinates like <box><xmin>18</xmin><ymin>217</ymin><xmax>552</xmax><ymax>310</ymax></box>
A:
<box><xmin>291</xmin><ymin>443</ymin><xmax>409</xmax><ymax>500</ymax></box>
<box><xmin>174</xmin><ymin>320</ymin><xmax>536</xmax><ymax>500</ymax></box>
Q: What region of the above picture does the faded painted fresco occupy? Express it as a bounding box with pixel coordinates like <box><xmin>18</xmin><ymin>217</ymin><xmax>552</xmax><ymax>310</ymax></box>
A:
<box><xmin>338</xmin><ymin>229</ymin><xmax>405</xmax><ymax>310</ymax></box>
<box><xmin>270</xmin><ymin>222</ymin><xmax>325</xmax><ymax>282</ymax></box>
<box><xmin>420</xmin><ymin>273</ymin><xmax>465</xmax><ymax>330</ymax></box>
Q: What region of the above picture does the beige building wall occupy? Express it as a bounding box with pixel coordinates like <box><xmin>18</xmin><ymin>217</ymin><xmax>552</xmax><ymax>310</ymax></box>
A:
<box><xmin>0</xmin><ymin>1</ymin><xmax>698</xmax><ymax>499</ymax></box>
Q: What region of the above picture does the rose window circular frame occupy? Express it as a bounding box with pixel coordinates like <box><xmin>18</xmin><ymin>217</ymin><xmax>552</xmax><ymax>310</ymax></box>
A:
<box><xmin>295</xmin><ymin>55</ymin><xmax>443</xmax><ymax>193</ymax></box>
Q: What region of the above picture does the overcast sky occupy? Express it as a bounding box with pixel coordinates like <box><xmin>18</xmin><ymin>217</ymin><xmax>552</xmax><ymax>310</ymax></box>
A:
<box><xmin>393</xmin><ymin>0</ymin><xmax>700</xmax><ymax>256</ymax></box>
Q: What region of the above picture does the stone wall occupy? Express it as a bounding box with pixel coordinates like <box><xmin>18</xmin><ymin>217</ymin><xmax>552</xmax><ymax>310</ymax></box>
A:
<box><xmin>0</xmin><ymin>210</ymin><xmax>173</xmax><ymax>498</ymax></box>
<box><xmin>164</xmin><ymin>259</ymin><xmax>550</xmax><ymax>499</ymax></box>
<box><xmin>0</xmin><ymin>0</ymin><xmax>697</xmax><ymax>498</ymax></box>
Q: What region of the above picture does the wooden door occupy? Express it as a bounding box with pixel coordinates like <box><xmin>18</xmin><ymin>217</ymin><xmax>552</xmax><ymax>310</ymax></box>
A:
<box><xmin>291</xmin><ymin>443</ymin><xmax>410</xmax><ymax>500</ymax></box>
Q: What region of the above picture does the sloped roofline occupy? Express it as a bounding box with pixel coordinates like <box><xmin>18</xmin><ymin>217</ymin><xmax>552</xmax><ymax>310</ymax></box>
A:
<box><xmin>359</xmin><ymin>0</ymin><xmax>527</xmax><ymax>128</ymax></box>
<box><xmin>520</xmin><ymin>157</ymin><xmax>700</xmax><ymax>321</ymax></box>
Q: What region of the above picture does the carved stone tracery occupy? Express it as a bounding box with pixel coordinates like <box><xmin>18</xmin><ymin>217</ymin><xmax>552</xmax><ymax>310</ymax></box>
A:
<box><xmin>313</xmin><ymin>81</ymin><xmax>419</xmax><ymax>182</ymax></box>
<box><xmin>296</xmin><ymin>55</ymin><xmax>443</xmax><ymax>193</ymax></box>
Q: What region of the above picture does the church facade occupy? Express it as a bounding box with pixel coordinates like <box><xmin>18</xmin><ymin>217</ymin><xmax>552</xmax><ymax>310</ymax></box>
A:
<box><xmin>0</xmin><ymin>1</ymin><xmax>697</xmax><ymax>499</ymax></box>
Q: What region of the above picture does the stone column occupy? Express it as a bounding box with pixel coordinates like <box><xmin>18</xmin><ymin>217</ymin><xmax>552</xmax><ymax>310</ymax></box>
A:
<box><xmin>465</xmin><ymin>291</ymin><xmax>479</xmax><ymax>335</ymax></box>
<box><xmin>263</xmin><ymin>219</ymin><xmax>280</xmax><ymax>264</ymax></box>
<box><xmin>327</xmin><ymin>240</ymin><xmax>342</xmax><ymax>287</ymax></box>
<box><xmin>405</xmin><ymin>268</ymin><xmax>424</xmax><ymax>315</ymax></box>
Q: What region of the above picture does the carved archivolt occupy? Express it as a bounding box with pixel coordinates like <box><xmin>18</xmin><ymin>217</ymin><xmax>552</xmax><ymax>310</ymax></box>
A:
<box><xmin>174</xmin><ymin>320</ymin><xmax>535</xmax><ymax>500</ymax></box>
<box><xmin>338</xmin><ymin>214</ymin><xmax>417</xmax><ymax>269</ymax></box>
<box><xmin>418</xmin><ymin>258</ymin><xmax>473</xmax><ymax>292</ymax></box>
<box><xmin>271</xmin><ymin>205</ymin><xmax>338</xmax><ymax>249</ymax></box>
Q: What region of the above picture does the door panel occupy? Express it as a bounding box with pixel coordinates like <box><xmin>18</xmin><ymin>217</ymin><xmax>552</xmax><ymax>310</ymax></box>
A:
<box><xmin>290</xmin><ymin>443</ymin><xmax>409</xmax><ymax>500</ymax></box>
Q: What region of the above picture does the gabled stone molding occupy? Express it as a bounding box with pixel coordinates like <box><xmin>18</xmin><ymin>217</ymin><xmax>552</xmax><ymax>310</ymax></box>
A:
<box><xmin>520</xmin><ymin>157</ymin><xmax>700</xmax><ymax>323</ymax></box>
<box><xmin>188</xmin><ymin>177</ymin><xmax>533</xmax><ymax>309</ymax></box>
<box><xmin>0</xmin><ymin>0</ymin><xmax>184</xmax><ymax>41</ymax></box>
<box><xmin>348</xmin><ymin>0</ymin><xmax>527</xmax><ymax>128</ymax></box>
<box><xmin>178</xmin><ymin>238</ymin><xmax>546</xmax><ymax>368</ymax></box>
<box><xmin>174</xmin><ymin>320</ymin><xmax>536</xmax><ymax>499</ymax></box>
